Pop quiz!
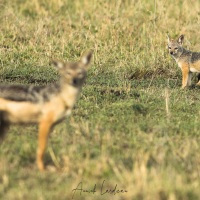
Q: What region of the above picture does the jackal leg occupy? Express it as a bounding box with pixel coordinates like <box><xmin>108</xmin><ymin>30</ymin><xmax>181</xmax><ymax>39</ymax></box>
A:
<box><xmin>196</xmin><ymin>73</ymin><xmax>200</xmax><ymax>86</ymax></box>
<box><xmin>37</xmin><ymin>116</ymin><xmax>53</xmax><ymax>171</ymax></box>
<box><xmin>0</xmin><ymin>112</ymin><xmax>9</xmax><ymax>141</ymax></box>
<box><xmin>187</xmin><ymin>72</ymin><xmax>192</xmax><ymax>86</ymax></box>
<box><xmin>181</xmin><ymin>65</ymin><xmax>190</xmax><ymax>89</ymax></box>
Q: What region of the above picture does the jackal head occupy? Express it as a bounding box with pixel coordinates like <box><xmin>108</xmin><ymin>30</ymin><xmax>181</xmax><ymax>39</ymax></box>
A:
<box><xmin>167</xmin><ymin>34</ymin><xmax>184</xmax><ymax>58</ymax></box>
<box><xmin>52</xmin><ymin>51</ymin><xmax>92</xmax><ymax>88</ymax></box>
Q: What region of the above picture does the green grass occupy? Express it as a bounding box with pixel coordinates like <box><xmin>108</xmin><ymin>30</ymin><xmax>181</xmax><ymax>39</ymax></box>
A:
<box><xmin>1</xmin><ymin>0</ymin><xmax>200</xmax><ymax>199</ymax></box>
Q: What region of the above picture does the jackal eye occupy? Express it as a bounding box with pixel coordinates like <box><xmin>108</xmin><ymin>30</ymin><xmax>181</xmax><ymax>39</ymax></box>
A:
<box><xmin>76</xmin><ymin>70</ymin><xmax>84</xmax><ymax>77</ymax></box>
<box><xmin>77</xmin><ymin>72</ymin><xmax>84</xmax><ymax>79</ymax></box>
<box><xmin>168</xmin><ymin>46</ymin><xmax>171</xmax><ymax>49</ymax></box>
<box><xmin>175</xmin><ymin>47</ymin><xmax>178</xmax><ymax>50</ymax></box>
<box><xmin>65</xmin><ymin>71</ymin><xmax>72</xmax><ymax>76</ymax></box>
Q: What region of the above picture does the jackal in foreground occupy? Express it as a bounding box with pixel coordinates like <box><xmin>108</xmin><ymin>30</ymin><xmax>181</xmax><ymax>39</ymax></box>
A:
<box><xmin>167</xmin><ymin>34</ymin><xmax>200</xmax><ymax>88</ymax></box>
<box><xmin>0</xmin><ymin>51</ymin><xmax>92</xmax><ymax>171</ymax></box>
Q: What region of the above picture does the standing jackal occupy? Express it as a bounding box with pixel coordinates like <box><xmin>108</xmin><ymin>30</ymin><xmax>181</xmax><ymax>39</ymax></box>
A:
<box><xmin>0</xmin><ymin>51</ymin><xmax>92</xmax><ymax>171</ymax></box>
<box><xmin>167</xmin><ymin>34</ymin><xmax>200</xmax><ymax>88</ymax></box>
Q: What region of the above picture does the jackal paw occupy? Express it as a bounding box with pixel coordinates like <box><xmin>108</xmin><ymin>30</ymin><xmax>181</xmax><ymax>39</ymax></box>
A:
<box><xmin>37</xmin><ymin>160</ymin><xmax>45</xmax><ymax>171</ymax></box>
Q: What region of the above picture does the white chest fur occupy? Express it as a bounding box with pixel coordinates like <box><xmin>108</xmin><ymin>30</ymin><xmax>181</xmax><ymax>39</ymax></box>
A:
<box><xmin>60</xmin><ymin>85</ymin><xmax>80</xmax><ymax>108</ymax></box>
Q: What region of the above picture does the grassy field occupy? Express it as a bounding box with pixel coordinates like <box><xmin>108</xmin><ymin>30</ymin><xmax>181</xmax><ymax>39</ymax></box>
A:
<box><xmin>1</xmin><ymin>0</ymin><xmax>200</xmax><ymax>199</ymax></box>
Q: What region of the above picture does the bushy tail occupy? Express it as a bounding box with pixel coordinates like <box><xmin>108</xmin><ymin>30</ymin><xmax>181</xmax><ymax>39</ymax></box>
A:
<box><xmin>0</xmin><ymin>111</ymin><xmax>9</xmax><ymax>141</ymax></box>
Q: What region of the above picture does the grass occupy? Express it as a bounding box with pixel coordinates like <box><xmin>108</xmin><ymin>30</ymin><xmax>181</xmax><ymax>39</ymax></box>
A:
<box><xmin>1</xmin><ymin>0</ymin><xmax>200</xmax><ymax>199</ymax></box>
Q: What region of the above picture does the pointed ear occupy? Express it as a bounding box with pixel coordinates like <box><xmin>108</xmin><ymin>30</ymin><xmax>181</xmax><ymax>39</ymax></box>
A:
<box><xmin>177</xmin><ymin>35</ymin><xmax>184</xmax><ymax>45</ymax></box>
<box><xmin>167</xmin><ymin>33</ymin><xmax>170</xmax><ymax>43</ymax></box>
<box><xmin>51</xmin><ymin>60</ymin><xmax>65</xmax><ymax>70</ymax></box>
<box><xmin>80</xmin><ymin>51</ymin><xmax>93</xmax><ymax>67</ymax></box>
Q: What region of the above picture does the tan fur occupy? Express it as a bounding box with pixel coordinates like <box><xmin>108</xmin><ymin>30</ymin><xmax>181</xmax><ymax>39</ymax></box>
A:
<box><xmin>190</xmin><ymin>60</ymin><xmax>200</xmax><ymax>71</ymax></box>
<box><xmin>0</xmin><ymin>51</ymin><xmax>92</xmax><ymax>171</ymax></box>
<box><xmin>178</xmin><ymin>62</ymin><xmax>190</xmax><ymax>89</ymax></box>
<box><xmin>0</xmin><ymin>98</ymin><xmax>41</xmax><ymax>123</ymax></box>
<box><xmin>167</xmin><ymin>34</ymin><xmax>200</xmax><ymax>88</ymax></box>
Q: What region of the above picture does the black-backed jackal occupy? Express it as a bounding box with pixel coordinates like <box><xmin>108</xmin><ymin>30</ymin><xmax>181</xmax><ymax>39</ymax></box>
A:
<box><xmin>167</xmin><ymin>34</ymin><xmax>200</xmax><ymax>88</ymax></box>
<box><xmin>0</xmin><ymin>51</ymin><xmax>92</xmax><ymax>171</ymax></box>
